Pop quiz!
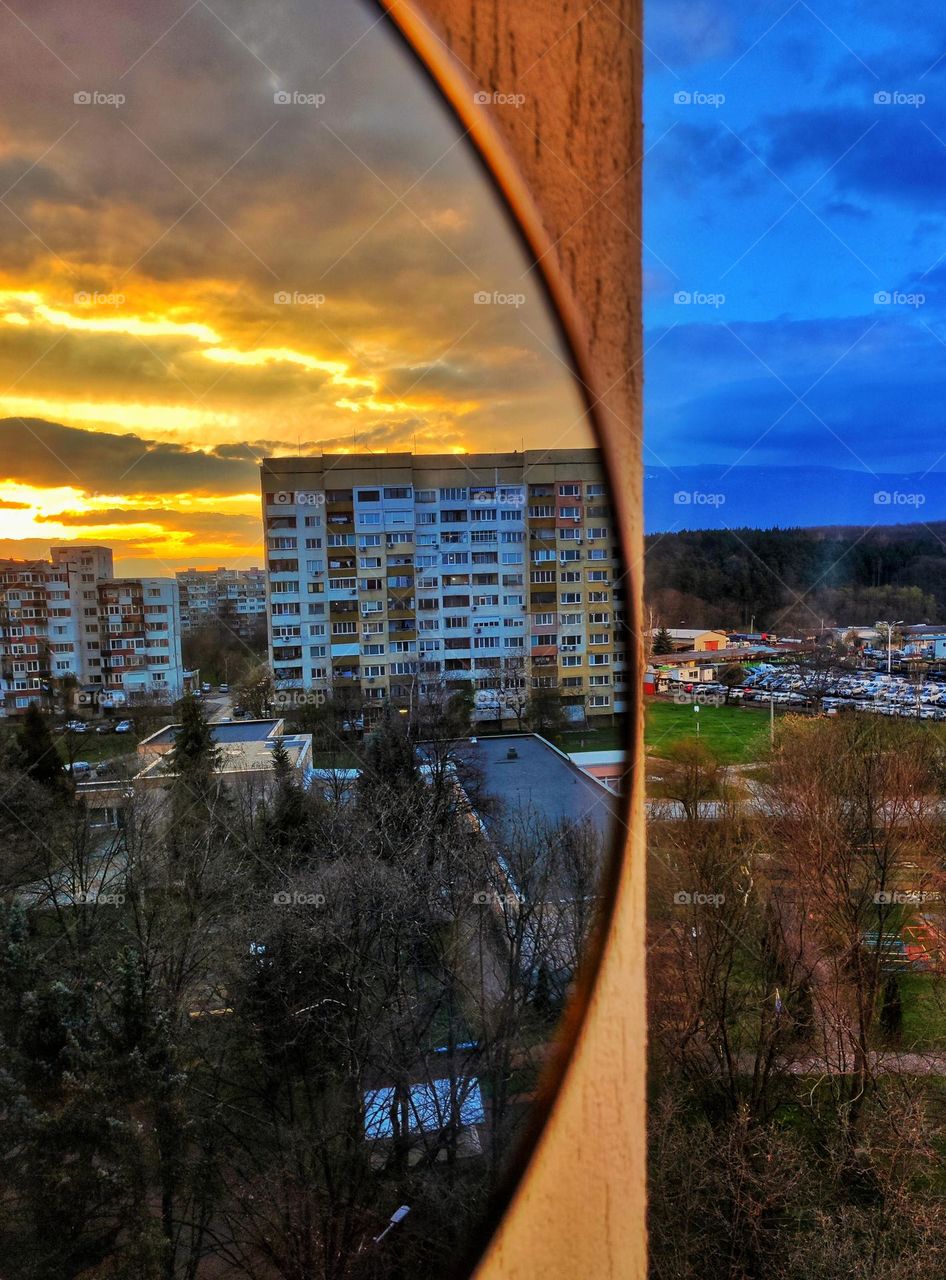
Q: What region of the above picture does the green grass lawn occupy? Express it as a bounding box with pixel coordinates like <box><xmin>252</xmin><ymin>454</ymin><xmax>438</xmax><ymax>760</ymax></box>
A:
<box><xmin>552</xmin><ymin>723</ymin><xmax>628</xmax><ymax>753</ymax></box>
<box><xmin>896</xmin><ymin>973</ymin><xmax>946</xmax><ymax>1051</ymax></box>
<box><xmin>644</xmin><ymin>700</ymin><xmax>772</xmax><ymax>764</ymax></box>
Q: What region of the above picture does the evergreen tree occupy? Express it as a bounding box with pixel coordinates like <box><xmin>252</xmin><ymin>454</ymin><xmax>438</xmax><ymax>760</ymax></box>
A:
<box><xmin>652</xmin><ymin>626</ymin><xmax>675</xmax><ymax>656</ymax></box>
<box><xmin>16</xmin><ymin>702</ymin><xmax>67</xmax><ymax>789</ymax></box>
<box><xmin>258</xmin><ymin>737</ymin><xmax>311</xmax><ymax>865</ymax></box>
<box><xmin>167</xmin><ymin>693</ymin><xmax>220</xmax><ymax>790</ymax></box>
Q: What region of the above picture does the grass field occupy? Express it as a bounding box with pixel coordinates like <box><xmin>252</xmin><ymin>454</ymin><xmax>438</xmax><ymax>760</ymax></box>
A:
<box><xmin>644</xmin><ymin>700</ymin><xmax>772</xmax><ymax>764</ymax></box>
<box><xmin>896</xmin><ymin>973</ymin><xmax>946</xmax><ymax>1051</ymax></box>
<box><xmin>552</xmin><ymin>723</ymin><xmax>627</xmax><ymax>753</ymax></box>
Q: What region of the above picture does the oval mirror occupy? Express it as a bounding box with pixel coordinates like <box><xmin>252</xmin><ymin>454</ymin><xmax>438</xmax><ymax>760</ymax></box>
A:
<box><xmin>0</xmin><ymin>2</ymin><xmax>628</xmax><ymax>1277</ymax></box>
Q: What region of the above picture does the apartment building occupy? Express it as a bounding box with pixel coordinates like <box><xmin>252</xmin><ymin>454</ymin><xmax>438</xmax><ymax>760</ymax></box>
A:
<box><xmin>176</xmin><ymin>566</ymin><xmax>267</xmax><ymax>638</ymax></box>
<box><xmin>259</xmin><ymin>451</ymin><xmax>627</xmax><ymax>723</ymax></box>
<box><xmin>97</xmin><ymin>577</ymin><xmax>186</xmax><ymax>704</ymax></box>
<box><xmin>0</xmin><ymin>546</ymin><xmax>113</xmax><ymax>715</ymax></box>
<box><xmin>0</xmin><ymin>546</ymin><xmax>188</xmax><ymax>715</ymax></box>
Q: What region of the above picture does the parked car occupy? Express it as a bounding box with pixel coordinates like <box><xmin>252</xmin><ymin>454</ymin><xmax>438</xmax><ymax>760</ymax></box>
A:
<box><xmin>201</xmin><ymin>682</ymin><xmax>211</xmax><ymax>692</ymax></box>
<box><xmin>68</xmin><ymin>761</ymin><xmax>92</xmax><ymax>776</ymax></box>
<box><xmin>218</xmin><ymin>683</ymin><xmax>230</xmax><ymax>693</ymax></box>
<box><xmin>65</xmin><ymin>719</ymin><xmax>88</xmax><ymax>733</ymax></box>
<box><xmin>95</xmin><ymin>722</ymin><xmax>113</xmax><ymax>735</ymax></box>
<box><xmin>114</xmin><ymin>720</ymin><xmax>133</xmax><ymax>734</ymax></box>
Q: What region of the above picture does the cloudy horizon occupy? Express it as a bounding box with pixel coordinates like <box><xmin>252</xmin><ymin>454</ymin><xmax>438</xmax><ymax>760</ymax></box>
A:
<box><xmin>0</xmin><ymin>0</ymin><xmax>589</xmax><ymax>575</ymax></box>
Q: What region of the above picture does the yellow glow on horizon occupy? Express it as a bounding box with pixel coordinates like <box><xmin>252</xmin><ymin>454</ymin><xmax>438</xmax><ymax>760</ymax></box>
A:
<box><xmin>0</xmin><ymin>394</ymin><xmax>244</xmax><ymax>437</ymax></box>
<box><xmin>202</xmin><ymin>345</ymin><xmax>371</xmax><ymax>388</ymax></box>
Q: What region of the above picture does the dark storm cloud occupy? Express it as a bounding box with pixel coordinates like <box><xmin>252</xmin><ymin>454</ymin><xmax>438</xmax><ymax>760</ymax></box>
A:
<box><xmin>0</xmin><ymin>417</ymin><xmax>259</xmax><ymax>495</ymax></box>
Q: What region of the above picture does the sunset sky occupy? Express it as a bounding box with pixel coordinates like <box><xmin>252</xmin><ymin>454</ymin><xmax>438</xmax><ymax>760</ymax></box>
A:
<box><xmin>0</xmin><ymin>0</ymin><xmax>587</xmax><ymax>575</ymax></box>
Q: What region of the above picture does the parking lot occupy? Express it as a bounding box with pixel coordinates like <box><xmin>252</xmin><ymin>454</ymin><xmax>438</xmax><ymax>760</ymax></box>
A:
<box><xmin>739</xmin><ymin>664</ymin><xmax>946</xmax><ymax>720</ymax></box>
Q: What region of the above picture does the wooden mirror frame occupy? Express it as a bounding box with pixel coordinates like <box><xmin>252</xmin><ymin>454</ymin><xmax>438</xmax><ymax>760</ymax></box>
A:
<box><xmin>374</xmin><ymin>4</ymin><xmax>644</xmax><ymax>1276</ymax></box>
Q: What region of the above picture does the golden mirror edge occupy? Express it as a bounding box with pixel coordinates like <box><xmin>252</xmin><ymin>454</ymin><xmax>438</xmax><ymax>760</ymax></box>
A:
<box><xmin>375</xmin><ymin>3</ymin><xmax>645</xmax><ymax>1277</ymax></box>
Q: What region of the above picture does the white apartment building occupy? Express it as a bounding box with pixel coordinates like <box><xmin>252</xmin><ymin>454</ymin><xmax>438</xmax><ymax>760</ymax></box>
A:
<box><xmin>259</xmin><ymin>451</ymin><xmax>628</xmax><ymax>723</ymax></box>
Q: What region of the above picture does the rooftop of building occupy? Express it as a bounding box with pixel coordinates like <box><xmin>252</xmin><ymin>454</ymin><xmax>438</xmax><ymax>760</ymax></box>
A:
<box><xmin>456</xmin><ymin>733</ymin><xmax>620</xmax><ymax>840</ymax></box>
<box><xmin>657</xmin><ymin>627</ymin><xmax>728</xmax><ymax>639</ymax></box>
<box><xmin>650</xmin><ymin>644</ymin><xmax>779</xmax><ymax>665</ymax></box>
<box><xmin>140</xmin><ymin>718</ymin><xmax>285</xmax><ymax>748</ymax></box>
<box><xmin>136</xmin><ymin>732</ymin><xmax>311</xmax><ymax>781</ymax></box>
<box><xmin>260</xmin><ymin>448</ymin><xmax>604</xmax><ymax>478</ymax></box>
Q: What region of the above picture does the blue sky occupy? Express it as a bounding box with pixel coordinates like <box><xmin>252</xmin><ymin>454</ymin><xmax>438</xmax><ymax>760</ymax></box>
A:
<box><xmin>645</xmin><ymin>0</ymin><xmax>946</xmax><ymax>479</ymax></box>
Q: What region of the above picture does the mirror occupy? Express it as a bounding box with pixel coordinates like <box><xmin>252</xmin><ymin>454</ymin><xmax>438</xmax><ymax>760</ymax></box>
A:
<box><xmin>0</xmin><ymin>2</ymin><xmax>627</xmax><ymax>1276</ymax></box>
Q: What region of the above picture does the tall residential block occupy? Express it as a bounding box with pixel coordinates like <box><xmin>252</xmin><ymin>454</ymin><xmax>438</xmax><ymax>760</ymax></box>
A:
<box><xmin>259</xmin><ymin>451</ymin><xmax>627</xmax><ymax>722</ymax></box>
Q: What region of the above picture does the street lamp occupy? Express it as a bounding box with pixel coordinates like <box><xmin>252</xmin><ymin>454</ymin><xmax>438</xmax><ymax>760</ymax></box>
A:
<box><xmin>373</xmin><ymin>1205</ymin><xmax>411</xmax><ymax>1246</ymax></box>
<box><xmin>883</xmin><ymin>619</ymin><xmax>904</xmax><ymax>676</ymax></box>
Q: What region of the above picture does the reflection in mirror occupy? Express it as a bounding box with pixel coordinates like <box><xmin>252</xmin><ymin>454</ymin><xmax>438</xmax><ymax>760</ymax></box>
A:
<box><xmin>0</xmin><ymin>2</ymin><xmax>626</xmax><ymax>1276</ymax></box>
<box><xmin>646</xmin><ymin>6</ymin><xmax>946</xmax><ymax>1277</ymax></box>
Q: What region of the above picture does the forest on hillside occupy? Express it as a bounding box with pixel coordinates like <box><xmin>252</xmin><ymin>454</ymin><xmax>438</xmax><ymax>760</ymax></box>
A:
<box><xmin>644</xmin><ymin>523</ymin><xmax>946</xmax><ymax>632</ymax></box>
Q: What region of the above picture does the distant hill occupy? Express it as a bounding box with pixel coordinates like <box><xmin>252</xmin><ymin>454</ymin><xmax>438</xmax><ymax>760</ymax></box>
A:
<box><xmin>643</xmin><ymin>518</ymin><xmax>946</xmax><ymax>632</ymax></box>
<box><xmin>645</xmin><ymin>465</ymin><xmax>946</xmax><ymax>534</ymax></box>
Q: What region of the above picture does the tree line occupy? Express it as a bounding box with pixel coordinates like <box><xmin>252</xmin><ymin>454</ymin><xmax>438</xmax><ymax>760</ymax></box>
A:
<box><xmin>645</xmin><ymin>523</ymin><xmax>946</xmax><ymax>632</ymax></box>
